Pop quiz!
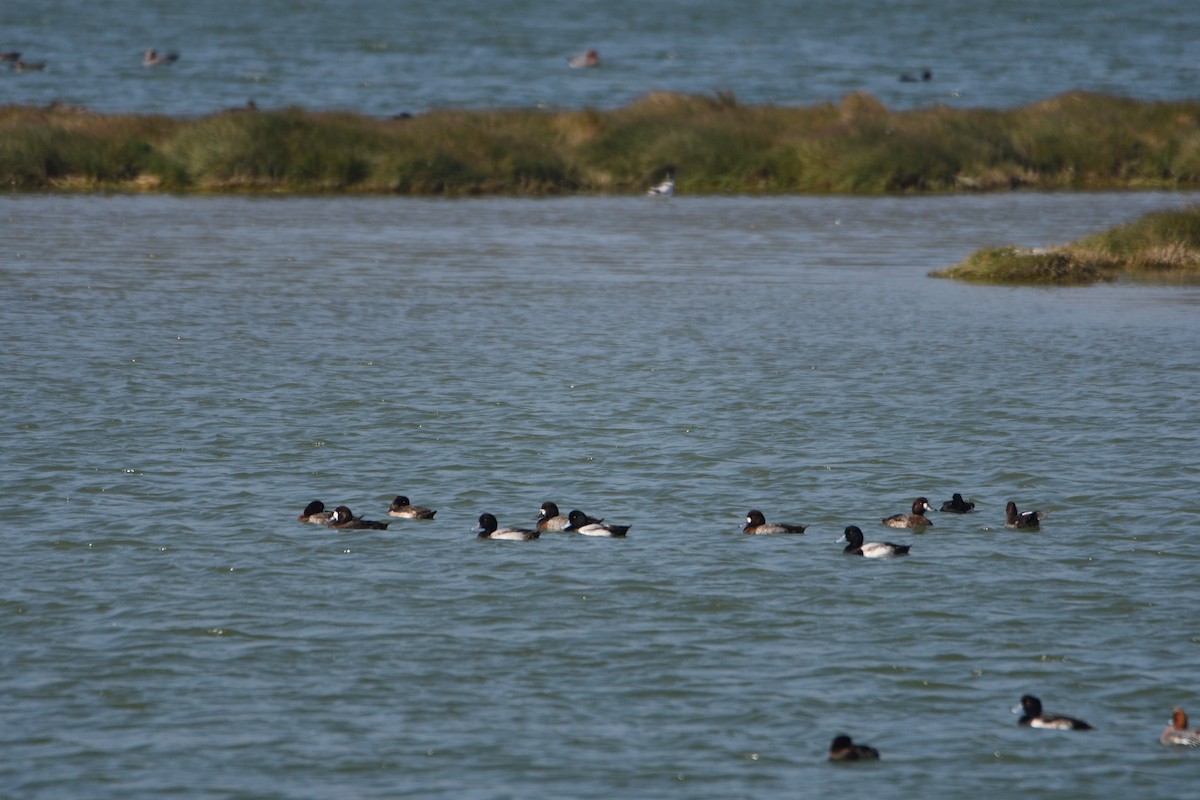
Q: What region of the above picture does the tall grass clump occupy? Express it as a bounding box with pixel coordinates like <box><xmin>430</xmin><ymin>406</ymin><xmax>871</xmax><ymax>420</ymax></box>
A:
<box><xmin>931</xmin><ymin>205</ymin><xmax>1200</xmax><ymax>284</ymax></box>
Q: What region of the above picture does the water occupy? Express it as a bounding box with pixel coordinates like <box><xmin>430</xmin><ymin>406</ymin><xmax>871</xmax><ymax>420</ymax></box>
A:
<box><xmin>2</xmin><ymin>191</ymin><xmax>1199</xmax><ymax>798</ymax></box>
<box><xmin>1</xmin><ymin>0</ymin><xmax>1197</xmax><ymax>116</ymax></box>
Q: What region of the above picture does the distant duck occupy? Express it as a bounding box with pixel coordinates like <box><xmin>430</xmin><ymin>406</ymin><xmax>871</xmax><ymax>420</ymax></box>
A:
<box><xmin>387</xmin><ymin>495</ymin><xmax>437</xmax><ymax>519</ymax></box>
<box><xmin>1160</xmin><ymin>708</ymin><xmax>1200</xmax><ymax>747</ymax></box>
<box><xmin>646</xmin><ymin>172</ymin><xmax>675</xmax><ymax>197</ymax></box>
<box><xmin>297</xmin><ymin>500</ymin><xmax>335</xmax><ymax>525</ymax></box>
<box><xmin>828</xmin><ymin>734</ymin><xmax>880</xmax><ymax>761</ymax></box>
<box><xmin>1013</xmin><ymin>694</ymin><xmax>1093</xmax><ymax>731</ymax></box>
<box><xmin>742</xmin><ymin>509</ymin><xmax>806</xmax><ymax>535</ymax></box>
<box><xmin>476</xmin><ymin>513</ymin><xmax>540</xmax><ymax>541</ymax></box>
<box><xmin>939</xmin><ymin>493</ymin><xmax>975</xmax><ymax>513</ymax></box>
<box><xmin>882</xmin><ymin>497</ymin><xmax>934</xmax><ymax>528</ymax></box>
<box><xmin>567</xmin><ymin>49</ymin><xmax>600</xmax><ymax>68</ymax></box>
<box><xmin>536</xmin><ymin>501</ymin><xmax>602</xmax><ymax>532</ymax></box>
<box><xmin>1005</xmin><ymin>501</ymin><xmax>1047</xmax><ymax>529</ymax></box>
<box><xmin>841</xmin><ymin>525</ymin><xmax>910</xmax><ymax>558</ymax></box>
<box><xmin>899</xmin><ymin>68</ymin><xmax>932</xmax><ymax>82</ymax></box>
<box><xmin>0</xmin><ymin>51</ymin><xmax>21</xmax><ymax>62</ymax></box>
<box><xmin>12</xmin><ymin>60</ymin><xmax>46</xmax><ymax>72</ymax></box>
<box><xmin>329</xmin><ymin>505</ymin><xmax>390</xmax><ymax>530</ymax></box>
<box><xmin>563</xmin><ymin>508</ymin><xmax>630</xmax><ymax>537</ymax></box>
<box><xmin>143</xmin><ymin>49</ymin><xmax>179</xmax><ymax>67</ymax></box>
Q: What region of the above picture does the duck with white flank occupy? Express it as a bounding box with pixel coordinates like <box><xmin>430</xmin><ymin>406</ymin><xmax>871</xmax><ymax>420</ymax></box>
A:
<box><xmin>1160</xmin><ymin>708</ymin><xmax>1200</xmax><ymax>747</ymax></box>
<box><xmin>1013</xmin><ymin>694</ymin><xmax>1093</xmax><ymax>730</ymax></box>
<box><xmin>840</xmin><ymin>525</ymin><xmax>910</xmax><ymax>558</ymax></box>
<box><xmin>476</xmin><ymin>513</ymin><xmax>539</xmax><ymax>541</ymax></box>
<box><xmin>563</xmin><ymin>509</ymin><xmax>630</xmax><ymax>537</ymax></box>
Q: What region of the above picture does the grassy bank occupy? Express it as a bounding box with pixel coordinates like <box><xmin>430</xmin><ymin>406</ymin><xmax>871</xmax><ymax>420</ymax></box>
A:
<box><xmin>4</xmin><ymin>91</ymin><xmax>1200</xmax><ymax>194</ymax></box>
<box><xmin>930</xmin><ymin>206</ymin><xmax>1200</xmax><ymax>284</ymax></box>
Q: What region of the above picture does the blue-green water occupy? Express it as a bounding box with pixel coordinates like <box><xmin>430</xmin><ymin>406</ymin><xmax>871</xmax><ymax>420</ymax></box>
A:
<box><xmin>1</xmin><ymin>0</ymin><xmax>1197</xmax><ymax>115</ymax></box>
<box><xmin>2</xmin><ymin>193</ymin><xmax>1199</xmax><ymax>798</ymax></box>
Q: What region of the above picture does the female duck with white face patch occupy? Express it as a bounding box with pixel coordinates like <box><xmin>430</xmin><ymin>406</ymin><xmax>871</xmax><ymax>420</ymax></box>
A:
<box><xmin>742</xmin><ymin>510</ymin><xmax>806</xmax><ymax>535</ymax></box>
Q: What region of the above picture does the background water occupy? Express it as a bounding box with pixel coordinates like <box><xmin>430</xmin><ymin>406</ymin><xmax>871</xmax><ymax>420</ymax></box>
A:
<box><xmin>0</xmin><ymin>0</ymin><xmax>1198</xmax><ymax>116</ymax></box>
<box><xmin>2</xmin><ymin>191</ymin><xmax>1199</xmax><ymax>798</ymax></box>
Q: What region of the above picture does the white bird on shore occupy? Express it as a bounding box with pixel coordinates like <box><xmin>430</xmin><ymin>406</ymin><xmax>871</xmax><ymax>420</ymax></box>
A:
<box><xmin>646</xmin><ymin>172</ymin><xmax>674</xmax><ymax>197</ymax></box>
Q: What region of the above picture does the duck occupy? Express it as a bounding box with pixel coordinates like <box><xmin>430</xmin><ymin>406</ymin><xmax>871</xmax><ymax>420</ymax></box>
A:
<box><xmin>1013</xmin><ymin>695</ymin><xmax>1093</xmax><ymax>730</ymax></box>
<box><xmin>297</xmin><ymin>500</ymin><xmax>335</xmax><ymax>525</ymax></box>
<box><xmin>563</xmin><ymin>509</ymin><xmax>630</xmax><ymax>537</ymax></box>
<box><xmin>1005</xmin><ymin>501</ymin><xmax>1047</xmax><ymax>529</ymax></box>
<box><xmin>841</xmin><ymin>525</ymin><xmax>910</xmax><ymax>558</ymax></box>
<box><xmin>387</xmin><ymin>495</ymin><xmax>437</xmax><ymax>519</ymax></box>
<box><xmin>476</xmin><ymin>513</ymin><xmax>540</xmax><ymax>541</ymax></box>
<box><xmin>567</xmin><ymin>49</ymin><xmax>600</xmax><ymax>68</ymax></box>
<box><xmin>898</xmin><ymin>68</ymin><xmax>932</xmax><ymax>83</ymax></box>
<box><xmin>1160</xmin><ymin>708</ymin><xmax>1200</xmax><ymax>747</ymax></box>
<box><xmin>143</xmin><ymin>49</ymin><xmax>179</xmax><ymax>67</ymax></box>
<box><xmin>646</xmin><ymin>172</ymin><xmax>675</xmax><ymax>197</ymax></box>
<box><xmin>0</xmin><ymin>51</ymin><xmax>21</xmax><ymax>63</ymax></box>
<box><xmin>938</xmin><ymin>493</ymin><xmax>975</xmax><ymax>513</ymax></box>
<box><xmin>12</xmin><ymin>60</ymin><xmax>46</xmax><ymax>72</ymax></box>
<box><xmin>828</xmin><ymin>734</ymin><xmax>880</xmax><ymax>761</ymax></box>
<box><xmin>742</xmin><ymin>509</ymin><xmax>806</xmax><ymax>535</ymax></box>
<box><xmin>329</xmin><ymin>505</ymin><xmax>390</xmax><ymax>530</ymax></box>
<box><xmin>536</xmin><ymin>501</ymin><xmax>602</xmax><ymax>532</ymax></box>
<box><xmin>882</xmin><ymin>497</ymin><xmax>933</xmax><ymax>528</ymax></box>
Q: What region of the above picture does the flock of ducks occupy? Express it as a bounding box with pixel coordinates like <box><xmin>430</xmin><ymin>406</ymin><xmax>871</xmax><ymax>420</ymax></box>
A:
<box><xmin>296</xmin><ymin>492</ymin><xmax>1050</xmax><ymax>550</ymax></box>
<box><xmin>831</xmin><ymin>700</ymin><xmax>1200</xmax><ymax>761</ymax></box>
<box><xmin>0</xmin><ymin>48</ymin><xmax>178</xmax><ymax>73</ymax></box>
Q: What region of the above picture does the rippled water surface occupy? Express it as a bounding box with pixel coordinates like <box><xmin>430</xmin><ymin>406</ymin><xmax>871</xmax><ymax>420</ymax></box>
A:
<box><xmin>1</xmin><ymin>0</ymin><xmax>1197</xmax><ymax>115</ymax></box>
<box><xmin>3</xmin><ymin>192</ymin><xmax>1200</xmax><ymax>799</ymax></box>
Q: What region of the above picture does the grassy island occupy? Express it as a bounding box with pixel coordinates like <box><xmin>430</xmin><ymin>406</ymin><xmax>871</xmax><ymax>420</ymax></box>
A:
<box><xmin>930</xmin><ymin>206</ymin><xmax>1200</xmax><ymax>284</ymax></box>
<box><xmin>3</xmin><ymin>91</ymin><xmax>1200</xmax><ymax>195</ymax></box>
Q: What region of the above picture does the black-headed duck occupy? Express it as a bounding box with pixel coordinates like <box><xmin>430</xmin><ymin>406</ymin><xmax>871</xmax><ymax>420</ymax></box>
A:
<box><xmin>743</xmin><ymin>509</ymin><xmax>806</xmax><ymax>535</ymax></box>
<box><xmin>536</xmin><ymin>501</ymin><xmax>602</xmax><ymax>532</ymax></box>
<box><xmin>1005</xmin><ymin>502</ymin><xmax>1047</xmax><ymax>529</ymax></box>
<box><xmin>1013</xmin><ymin>695</ymin><xmax>1093</xmax><ymax>730</ymax></box>
<box><xmin>841</xmin><ymin>525</ymin><xmax>910</xmax><ymax>558</ymax></box>
<box><xmin>828</xmin><ymin>734</ymin><xmax>880</xmax><ymax>761</ymax></box>
<box><xmin>297</xmin><ymin>500</ymin><xmax>334</xmax><ymax>525</ymax></box>
<box><xmin>387</xmin><ymin>495</ymin><xmax>436</xmax><ymax>519</ymax></box>
<box><xmin>330</xmin><ymin>505</ymin><xmax>389</xmax><ymax>530</ymax></box>
<box><xmin>938</xmin><ymin>493</ymin><xmax>975</xmax><ymax>513</ymax></box>
<box><xmin>477</xmin><ymin>513</ymin><xmax>539</xmax><ymax>541</ymax></box>
<box><xmin>1160</xmin><ymin>707</ymin><xmax>1200</xmax><ymax>747</ymax></box>
<box><xmin>563</xmin><ymin>509</ymin><xmax>629</xmax><ymax>537</ymax></box>
<box><xmin>882</xmin><ymin>497</ymin><xmax>933</xmax><ymax>528</ymax></box>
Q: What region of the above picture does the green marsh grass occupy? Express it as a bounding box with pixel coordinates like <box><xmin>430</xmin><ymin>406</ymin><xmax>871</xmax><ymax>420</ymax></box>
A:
<box><xmin>3</xmin><ymin>91</ymin><xmax>1200</xmax><ymax>195</ymax></box>
<box><xmin>930</xmin><ymin>206</ymin><xmax>1200</xmax><ymax>285</ymax></box>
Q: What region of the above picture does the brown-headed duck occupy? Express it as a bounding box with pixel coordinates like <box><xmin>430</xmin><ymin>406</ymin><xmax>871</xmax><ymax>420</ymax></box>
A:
<box><xmin>841</xmin><ymin>525</ymin><xmax>910</xmax><ymax>558</ymax></box>
<box><xmin>938</xmin><ymin>493</ymin><xmax>975</xmax><ymax>513</ymax></box>
<box><xmin>476</xmin><ymin>513</ymin><xmax>539</xmax><ymax>541</ymax></box>
<box><xmin>1005</xmin><ymin>501</ymin><xmax>1047</xmax><ymax>529</ymax></box>
<box><xmin>742</xmin><ymin>509</ymin><xmax>806</xmax><ymax>535</ymax></box>
<box><xmin>387</xmin><ymin>495</ymin><xmax>436</xmax><ymax>519</ymax></box>
<box><xmin>563</xmin><ymin>509</ymin><xmax>630</xmax><ymax>537</ymax></box>
<box><xmin>1013</xmin><ymin>695</ymin><xmax>1093</xmax><ymax>730</ymax></box>
<box><xmin>882</xmin><ymin>497</ymin><xmax>933</xmax><ymax>528</ymax></box>
<box><xmin>330</xmin><ymin>505</ymin><xmax>389</xmax><ymax>530</ymax></box>
<box><xmin>828</xmin><ymin>734</ymin><xmax>880</xmax><ymax>761</ymax></box>
<box><xmin>567</xmin><ymin>49</ymin><xmax>600</xmax><ymax>68</ymax></box>
<box><xmin>143</xmin><ymin>49</ymin><xmax>179</xmax><ymax>67</ymax></box>
<box><xmin>1160</xmin><ymin>707</ymin><xmax>1200</xmax><ymax>747</ymax></box>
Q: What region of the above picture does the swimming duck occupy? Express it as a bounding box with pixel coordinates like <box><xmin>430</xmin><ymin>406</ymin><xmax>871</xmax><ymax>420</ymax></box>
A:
<box><xmin>0</xmin><ymin>52</ymin><xmax>20</xmax><ymax>62</ymax></box>
<box><xmin>297</xmin><ymin>500</ymin><xmax>335</xmax><ymax>525</ymax></box>
<box><xmin>143</xmin><ymin>49</ymin><xmax>179</xmax><ymax>67</ymax></box>
<box><xmin>938</xmin><ymin>493</ymin><xmax>975</xmax><ymax>513</ymax></box>
<box><xmin>828</xmin><ymin>734</ymin><xmax>880</xmax><ymax>761</ymax></box>
<box><xmin>646</xmin><ymin>172</ymin><xmax>675</xmax><ymax>197</ymax></box>
<box><xmin>841</xmin><ymin>525</ymin><xmax>910</xmax><ymax>558</ymax></box>
<box><xmin>12</xmin><ymin>60</ymin><xmax>46</xmax><ymax>72</ymax></box>
<box><xmin>882</xmin><ymin>497</ymin><xmax>933</xmax><ymax>528</ymax></box>
<box><xmin>387</xmin><ymin>495</ymin><xmax>437</xmax><ymax>519</ymax></box>
<box><xmin>477</xmin><ymin>513</ymin><xmax>540</xmax><ymax>541</ymax></box>
<box><xmin>1013</xmin><ymin>695</ymin><xmax>1093</xmax><ymax>730</ymax></box>
<box><xmin>563</xmin><ymin>509</ymin><xmax>630</xmax><ymax>537</ymax></box>
<box><xmin>898</xmin><ymin>68</ymin><xmax>932</xmax><ymax>83</ymax></box>
<box><xmin>330</xmin><ymin>505</ymin><xmax>390</xmax><ymax>530</ymax></box>
<box><xmin>536</xmin><ymin>501</ymin><xmax>602</xmax><ymax>532</ymax></box>
<box><xmin>1160</xmin><ymin>708</ymin><xmax>1200</xmax><ymax>747</ymax></box>
<box><xmin>1005</xmin><ymin>502</ymin><xmax>1047</xmax><ymax>529</ymax></box>
<box><xmin>567</xmin><ymin>49</ymin><xmax>600</xmax><ymax>68</ymax></box>
<box><xmin>742</xmin><ymin>509</ymin><xmax>806</xmax><ymax>535</ymax></box>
